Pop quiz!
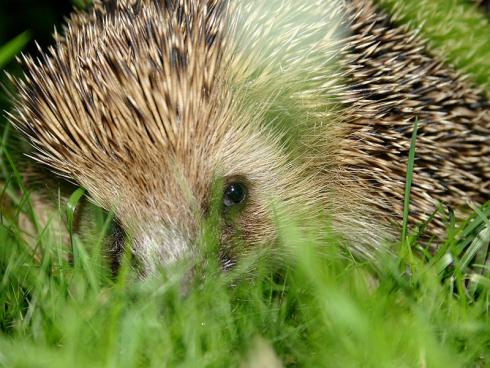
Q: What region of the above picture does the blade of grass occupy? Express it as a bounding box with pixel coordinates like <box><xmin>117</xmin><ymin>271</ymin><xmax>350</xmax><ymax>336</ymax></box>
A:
<box><xmin>66</xmin><ymin>187</ymin><xmax>86</xmax><ymax>260</ymax></box>
<box><xmin>0</xmin><ymin>32</ymin><xmax>31</xmax><ymax>69</ymax></box>
<box><xmin>401</xmin><ymin>118</ymin><xmax>419</xmax><ymax>244</ymax></box>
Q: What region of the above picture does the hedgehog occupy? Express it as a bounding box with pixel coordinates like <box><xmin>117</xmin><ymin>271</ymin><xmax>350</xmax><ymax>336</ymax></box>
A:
<box><xmin>7</xmin><ymin>0</ymin><xmax>490</xmax><ymax>274</ymax></box>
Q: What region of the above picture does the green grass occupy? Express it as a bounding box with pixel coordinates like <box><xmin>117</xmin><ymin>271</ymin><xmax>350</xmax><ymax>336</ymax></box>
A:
<box><xmin>0</xmin><ymin>158</ymin><xmax>489</xmax><ymax>367</ymax></box>
<box><xmin>1</xmin><ymin>4</ymin><xmax>490</xmax><ymax>367</ymax></box>
<box><xmin>0</xmin><ymin>115</ymin><xmax>489</xmax><ymax>367</ymax></box>
<box><xmin>0</xmin><ymin>32</ymin><xmax>30</xmax><ymax>70</ymax></box>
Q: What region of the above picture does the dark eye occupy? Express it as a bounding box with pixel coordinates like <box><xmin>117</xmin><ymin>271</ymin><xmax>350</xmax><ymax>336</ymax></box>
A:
<box><xmin>223</xmin><ymin>182</ymin><xmax>247</xmax><ymax>207</ymax></box>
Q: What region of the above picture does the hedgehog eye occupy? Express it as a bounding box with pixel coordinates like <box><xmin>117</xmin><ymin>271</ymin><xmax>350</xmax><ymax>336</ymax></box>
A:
<box><xmin>223</xmin><ymin>182</ymin><xmax>247</xmax><ymax>207</ymax></box>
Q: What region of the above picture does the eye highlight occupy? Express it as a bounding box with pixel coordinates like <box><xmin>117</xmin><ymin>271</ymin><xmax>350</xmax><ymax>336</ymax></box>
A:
<box><xmin>223</xmin><ymin>182</ymin><xmax>247</xmax><ymax>208</ymax></box>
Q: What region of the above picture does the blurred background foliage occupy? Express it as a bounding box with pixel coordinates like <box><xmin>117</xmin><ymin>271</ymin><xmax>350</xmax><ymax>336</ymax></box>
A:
<box><xmin>0</xmin><ymin>0</ymin><xmax>73</xmax><ymax>112</ymax></box>
<box><xmin>0</xmin><ymin>0</ymin><xmax>71</xmax><ymax>48</ymax></box>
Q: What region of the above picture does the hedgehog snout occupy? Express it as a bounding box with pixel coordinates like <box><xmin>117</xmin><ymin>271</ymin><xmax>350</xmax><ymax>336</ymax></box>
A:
<box><xmin>126</xmin><ymin>176</ymin><xmax>253</xmax><ymax>274</ymax></box>
<box><xmin>133</xmin><ymin>227</ymin><xmax>195</xmax><ymax>274</ymax></box>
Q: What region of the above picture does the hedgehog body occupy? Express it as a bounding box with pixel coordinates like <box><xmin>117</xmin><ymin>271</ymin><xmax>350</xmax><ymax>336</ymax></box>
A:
<box><xmin>9</xmin><ymin>0</ymin><xmax>490</xmax><ymax>273</ymax></box>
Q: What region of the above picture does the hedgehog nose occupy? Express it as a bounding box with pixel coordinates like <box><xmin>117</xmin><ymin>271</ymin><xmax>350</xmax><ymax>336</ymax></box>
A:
<box><xmin>134</xmin><ymin>229</ymin><xmax>195</xmax><ymax>274</ymax></box>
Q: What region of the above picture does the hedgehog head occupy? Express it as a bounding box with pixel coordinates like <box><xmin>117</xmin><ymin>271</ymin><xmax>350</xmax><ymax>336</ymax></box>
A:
<box><xmin>10</xmin><ymin>0</ymin><xmax>354</xmax><ymax>273</ymax></box>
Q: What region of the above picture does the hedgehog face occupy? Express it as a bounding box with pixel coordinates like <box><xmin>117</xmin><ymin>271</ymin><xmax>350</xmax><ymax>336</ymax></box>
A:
<box><xmin>100</xmin><ymin>124</ymin><xmax>321</xmax><ymax>275</ymax></box>
<box><xmin>10</xmin><ymin>0</ymin><xmax>356</xmax><ymax>274</ymax></box>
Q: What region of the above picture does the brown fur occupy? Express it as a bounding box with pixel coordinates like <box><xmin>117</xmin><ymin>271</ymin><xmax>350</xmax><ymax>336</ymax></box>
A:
<box><xmin>7</xmin><ymin>0</ymin><xmax>489</xmax><ymax>272</ymax></box>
